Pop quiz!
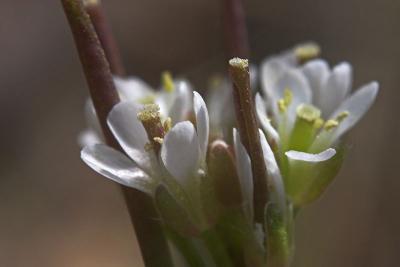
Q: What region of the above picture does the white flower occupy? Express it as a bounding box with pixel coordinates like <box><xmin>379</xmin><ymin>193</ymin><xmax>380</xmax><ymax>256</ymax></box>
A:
<box><xmin>256</xmin><ymin>44</ymin><xmax>379</xmax><ymax>205</ymax></box>
<box><xmin>81</xmin><ymin>91</ymin><xmax>208</xmax><ymax>192</ymax></box>
<box><xmin>78</xmin><ymin>73</ymin><xmax>193</xmax><ymax>146</ymax></box>
<box><xmin>81</xmin><ymin>91</ymin><xmax>209</xmax><ymax>233</ymax></box>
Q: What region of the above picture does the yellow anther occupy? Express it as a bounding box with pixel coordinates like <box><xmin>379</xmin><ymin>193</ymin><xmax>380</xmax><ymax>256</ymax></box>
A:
<box><xmin>137</xmin><ymin>104</ymin><xmax>160</xmax><ymax>122</ymax></box>
<box><xmin>324</xmin><ymin>119</ymin><xmax>339</xmax><ymax>131</ymax></box>
<box><xmin>283</xmin><ymin>88</ymin><xmax>293</xmax><ymax>106</ymax></box>
<box><xmin>153</xmin><ymin>137</ymin><xmax>164</xmax><ymax>144</ymax></box>
<box><xmin>163</xmin><ymin>117</ymin><xmax>172</xmax><ymax>132</ymax></box>
<box><xmin>294</xmin><ymin>43</ymin><xmax>321</xmax><ymax>63</ymax></box>
<box><xmin>313</xmin><ymin>118</ymin><xmax>325</xmax><ymax>129</ymax></box>
<box><xmin>277</xmin><ymin>89</ymin><xmax>293</xmax><ymax>113</ymax></box>
<box><xmin>161</xmin><ymin>71</ymin><xmax>175</xmax><ymax>93</ymax></box>
<box><xmin>278</xmin><ymin>99</ymin><xmax>287</xmax><ymax>113</ymax></box>
<box><xmin>296</xmin><ymin>104</ymin><xmax>321</xmax><ymax>123</ymax></box>
<box><xmin>336</xmin><ymin>111</ymin><xmax>350</xmax><ymax>122</ymax></box>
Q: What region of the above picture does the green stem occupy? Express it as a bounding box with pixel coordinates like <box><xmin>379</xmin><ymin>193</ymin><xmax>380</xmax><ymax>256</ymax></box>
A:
<box><xmin>202</xmin><ymin>228</ymin><xmax>235</xmax><ymax>267</ymax></box>
<box><xmin>166</xmin><ymin>229</ymin><xmax>207</xmax><ymax>267</ymax></box>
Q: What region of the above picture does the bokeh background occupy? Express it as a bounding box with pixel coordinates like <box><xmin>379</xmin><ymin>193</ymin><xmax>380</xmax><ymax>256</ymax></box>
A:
<box><xmin>0</xmin><ymin>0</ymin><xmax>398</xmax><ymax>266</ymax></box>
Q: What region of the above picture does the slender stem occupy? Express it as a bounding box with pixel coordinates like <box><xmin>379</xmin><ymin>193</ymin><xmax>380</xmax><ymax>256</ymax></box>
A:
<box><xmin>84</xmin><ymin>0</ymin><xmax>125</xmax><ymax>76</ymax></box>
<box><xmin>221</xmin><ymin>0</ymin><xmax>250</xmax><ymax>59</ymax></box>
<box><xmin>61</xmin><ymin>1</ymin><xmax>173</xmax><ymax>266</ymax></box>
<box><xmin>229</xmin><ymin>58</ymin><xmax>268</xmax><ymax>223</ymax></box>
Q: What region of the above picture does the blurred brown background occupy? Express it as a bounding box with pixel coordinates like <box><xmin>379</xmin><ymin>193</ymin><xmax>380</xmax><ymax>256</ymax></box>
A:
<box><xmin>0</xmin><ymin>0</ymin><xmax>398</xmax><ymax>266</ymax></box>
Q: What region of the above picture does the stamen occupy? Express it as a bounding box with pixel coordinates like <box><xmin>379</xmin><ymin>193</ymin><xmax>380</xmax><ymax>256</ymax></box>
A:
<box><xmin>323</xmin><ymin>111</ymin><xmax>350</xmax><ymax>131</ymax></box>
<box><xmin>336</xmin><ymin>111</ymin><xmax>350</xmax><ymax>122</ymax></box>
<box><xmin>161</xmin><ymin>71</ymin><xmax>175</xmax><ymax>93</ymax></box>
<box><xmin>324</xmin><ymin>119</ymin><xmax>339</xmax><ymax>131</ymax></box>
<box><xmin>277</xmin><ymin>89</ymin><xmax>293</xmax><ymax>113</ymax></box>
<box><xmin>313</xmin><ymin>118</ymin><xmax>325</xmax><ymax>129</ymax></box>
<box><xmin>153</xmin><ymin>137</ymin><xmax>164</xmax><ymax>144</ymax></box>
<box><xmin>138</xmin><ymin>104</ymin><xmax>166</xmax><ymax>153</ymax></box>
<box><xmin>283</xmin><ymin>89</ymin><xmax>293</xmax><ymax>106</ymax></box>
<box><xmin>294</xmin><ymin>43</ymin><xmax>321</xmax><ymax>64</ymax></box>
<box><xmin>278</xmin><ymin>99</ymin><xmax>287</xmax><ymax>113</ymax></box>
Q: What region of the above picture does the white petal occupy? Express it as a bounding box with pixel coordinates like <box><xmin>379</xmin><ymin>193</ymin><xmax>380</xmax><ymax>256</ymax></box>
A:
<box><xmin>249</xmin><ymin>64</ymin><xmax>258</xmax><ymax>92</ymax></box>
<box><xmin>78</xmin><ymin>129</ymin><xmax>101</xmax><ymax>147</ymax></box>
<box><xmin>233</xmin><ymin>128</ymin><xmax>254</xmax><ymax>221</ymax></box>
<box><xmin>81</xmin><ymin>144</ymin><xmax>153</xmax><ymax>194</ymax></box>
<box><xmin>113</xmin><ymin>76</ymin><xmax>154</xmax><ymax>101</ymax></box>
<box><xmin>259</xmin><ymin>130</ymin><xmax>286</xmax><ymax>214</ymax></box>
<box><xmin>161</xmin><ymin>121</ymin><xmax>200</xmax><ymax>186</ymax></box>
<box><xmin>319</xmin><ymin>62</ymin><xmax>353</xmax><ymax>117</ymax></box>
<box><xmin>193</xmin><ymin>91</ymin><xmax>210</xmax><ymax>163</ymax></box>
<box><xmin>302</xmin><ymin>59</ymin><xmax>329</xmax><ymax>106</ymax></box>
<box><xmin>107</xmin><ymin>101</ymin><xmax>150</xmax><ymax>170</ymax></box>
<box><xmin>168</xmin><ymin>80</ymin><xmax>193</xmax><ymax>122</ymax></box>
<box><xmin>273</xmin><ymin>69</ymin><xmax>312</xmax><ymax>126</ymax></box>
<box><xmin>329</xmin><ymin>81</ymin><xmax>379</xmax><ymax>142</ymax></box>
<box><xmin>260</xmin><ymin>58</ymin><xmax>288</xmax><ymax>101</ymax></box>
<box><xmin>255</xmin><ymin>93</ymin><xmax>280</xmax><ymax>145</ymax></box>
<box><xmin>285</xmin><ymin>148</ymin><xmax>336</xmax><ymax>162</ymax></box>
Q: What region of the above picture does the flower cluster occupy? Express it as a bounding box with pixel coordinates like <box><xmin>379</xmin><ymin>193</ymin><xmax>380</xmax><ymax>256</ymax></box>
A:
<box><xmin>78</xmin><ymin>43</ymin><xmax>379</xmax><ymax>266</ymax></box>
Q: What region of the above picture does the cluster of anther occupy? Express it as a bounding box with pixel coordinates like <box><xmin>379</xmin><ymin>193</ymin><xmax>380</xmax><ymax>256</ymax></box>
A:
<box><xmin>137</xmin><ymin>104</ymin><xmax>171</xmax><ymax>153</ymax></box>
<box><xmin>277</xmin><ymin>89</ymin><xmax>350</xmax><ymax>133</ymax></box>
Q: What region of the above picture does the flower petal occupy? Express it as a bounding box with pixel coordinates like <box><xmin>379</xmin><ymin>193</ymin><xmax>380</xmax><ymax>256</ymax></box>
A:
<box><xmin>107</xmin><ymin>101</ymin><xmax>151</xmax><ymax>170</ymax></box>
<box><xmin>260</xmin><ymin>58</ymin><xmax>289</xmax><ymax>101</ymax></box>
<box><xmin>255</xmin><ymin>93</ymin><xmax>280</xmax><ymax>146</ymax></box>
<box><xmin>233</xmin><ymin>128</ymin><xmax>254</xmax><ymax>221</ymax></box>
<box><xmin>193</xmin><ymin>91</ymin><xmax>210</xmax><ymax>163</ymax></box>
<box><xmin>81</xmin><ymin>144</ymin><xmax>153</xmax><ymax>194</ymax></box>
<box><xmin>168</xmin><ymin>80</ymin><xmax>193</xmax><ymax>123</ymax></box>
<box><xmin>273</xmin><ymin>69</ymin><xmax>312</xmax><ymax>127</ymax></box>
<box><xmin>113</xmin><ymin>76</ymin><xmax>154</xmax><ymax>101</ymax></box>
<box><xmin>302</xmin><ymin>59</ymin><xmax>329</xmax><ymax>106</ymax></box>
<box><xmin>329</xmin><ymin>81</ymin><xmax>379</xmax><ymax>142</ymax></box>
<box><xmin>259</xmin><ymin>130</ymin><xmax>286</xmax><ymax>215</ymax></box>
<box><xmin>319</xmin><ymin>62</ymin><xmax>353</xmax><ymax>117</ymax></box>
<box><xmin>285</xmin><ymin>148</ymin><xmax>336</xmax><ymax>162</ymax></box>
<box><xmin>78</xmin><ymin>129</ymin><xmax>101</xmax><ymax>147</ymax></box>
<box><xmin>161</xmin><ymin>121</ymin><xmax>200</xmax><ymax>186</ymax></box>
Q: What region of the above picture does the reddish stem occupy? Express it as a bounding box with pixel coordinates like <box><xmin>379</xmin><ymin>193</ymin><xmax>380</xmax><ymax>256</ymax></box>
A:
<box><xmin>222</xmin><ymin>0</ymin><xmax>250</xmax><ymax>59</ymax></box>
<box><xmin>84</xmin><ymin>0</ymin><xmax>125</xmax><ymax>76</ymax></box>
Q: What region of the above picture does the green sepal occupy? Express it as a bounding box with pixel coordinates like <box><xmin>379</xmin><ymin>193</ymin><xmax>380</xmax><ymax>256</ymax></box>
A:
<box><xmin>285</xmin><ymin>147</ymin><xmax>345</xmax><ymax>207</ymax></box>
<box><xmin>155</xmin><ymin>184</ymin><xmax>200</xmax><ymax>237</ymax></box>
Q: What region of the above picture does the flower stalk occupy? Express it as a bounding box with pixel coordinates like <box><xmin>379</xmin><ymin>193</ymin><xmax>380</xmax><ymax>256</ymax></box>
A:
<box><xmin>83</xmin><ymin>0</ymin><xmax>125</xmax><ymax>76</ymax></box>
<box><xmin>229</xmin><ymin>58</ymin><xmax>268</xmax><ymax>223</ymax></box>
<box><xmin>60</xmin><ymin>1</ymin><xmax>173</xmax><ymax>266</ymax></box>
<box><xmin>221</xmin><ymin>0</ymin><xmax>250</xmax><ymax>58</ymax></box>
